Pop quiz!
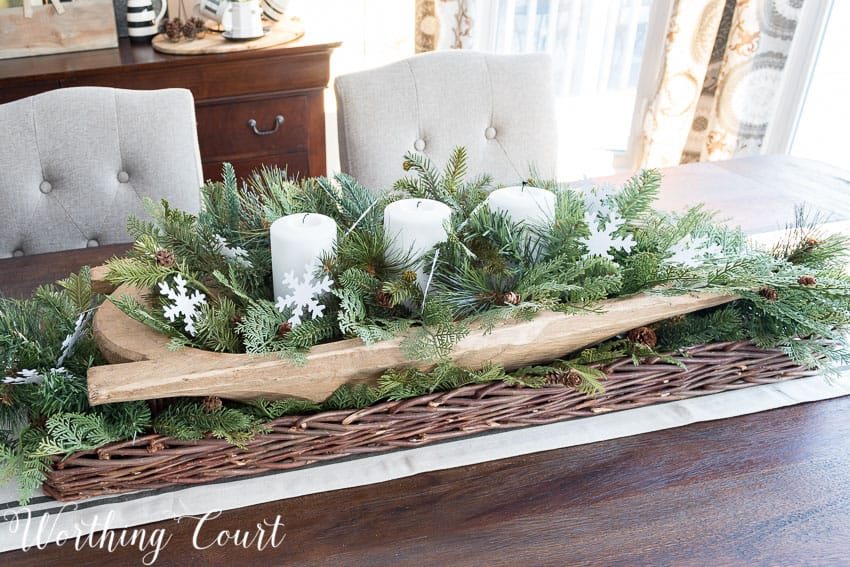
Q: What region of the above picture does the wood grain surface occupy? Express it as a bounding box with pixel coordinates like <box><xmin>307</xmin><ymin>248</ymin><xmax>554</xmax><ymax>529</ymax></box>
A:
<box><xmin>0</xmin><ymin>0</ymin><xmax>118</xmax><ymax>60</ymax></box>
<box><xmin>86</xmin><ymin>284</ymin><xmax>736</xmax><ymax>404</ymax></box>
<box><xmin>151</xmin><ymin>19</ymin><xmax>304</xmax><ymax>55</ymax></box>
<box><xmin>4</xmin><ymin>395</ymin><xmax>849</xmax><ymax>566</ymax></box>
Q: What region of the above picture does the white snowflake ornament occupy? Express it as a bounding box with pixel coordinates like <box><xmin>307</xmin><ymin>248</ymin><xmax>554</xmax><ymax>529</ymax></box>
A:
<box><xmin>275</xmin><ymin>263</ymin><xmax>333</xmax><ymax>326</ymax></box>
<box><xmin>57</xmin><ymin>310</ymin><xmax>92</xmax><ymax>367</ymax></box>
<box><xmin>159</xmin><ymin>274</ymin><xmax>207</xmax><ymax>336</ymax></box>
<box><xmin>581</xmin><ymin>214</ymin><xmax>636</xmax><ymax>261</ymax></box>
<box><xmin>666</xmin><ymin>236</ymin><xmax>723</xmax><ymax>267</ymax></box>
<box><xmin>2</xmin><ymin>368</ymin><xmax>44</xmax><ymax>385</ymax></box>
<box><xmin>576</xmin><ymin>180</ymin><xmax>618</xmax><ymax>224</ymax></box>
<box><xmin>214</xmin><ymin>234</ymin><xmax>252</xmax><ymax>268</ymax></box>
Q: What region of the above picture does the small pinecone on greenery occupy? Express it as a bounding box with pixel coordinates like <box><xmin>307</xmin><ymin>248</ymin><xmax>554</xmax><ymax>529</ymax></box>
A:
<box><xmin>202</xmin><ymin>396</ymin><xmax>222</xmax><ymax>412</ymax></box>
<box><xmin>164</xmin><ymin>18</ymin><xmax>182</xmax><ymax>41</ymax></box>
<box><xmin>1</xmin><ymin>388</ymin><xmax>11</xmax><ymax>406</ymax></box>
<box><xmin>627</xmin><ymin>326</ymin><xmax>657</xmax><ymax>348</ymax></box>
<box><xmin>155</xmin><ymin>248</ymin><xmax>175</xmax><ymax>267</ymax></box>
<box><xmin>230</xmin><ymin>313</ymin><xmax>243</xmax><ymax>328</ymax></box>
<box><xmin>375</xmin><ymin>288</ymin><xmax>394</xmax><ymax>308</ymax></box>
<box><xmin>277</xmin><ymin>321</ymin><xmax>293</xmax><ymax>337</ymax></box>
<box><xmin>402</xmin><ymin>160</ymin><xmax>412</xmax><ymax>171</ymax></box>
<box><xmin>798</xmin><ymin>275</ymin><xmax>817</xmax><ymax>286</ymax></box>
<box><xmin>501</xmin><ymin>291</ymin><xmax>521</xmax><ymax>306</ymax></box>
<box><xmin>803</xmin><ymin>236</ymin><xmax>820</xmax><ymax>250</ymax></box>
<box><xmin>758</xmin><ymin>287</ymin><xmax>779</xmax><ymax>301</ymax></box>
<box><xmin>401</xmin><ymin>270</ymin><xmax>417</xmax><ymax>284</ymax></box>
<box><xmin>548</xmin><ymin>369</ymin><xmax>583</xmax><ymax>388</ymax></box>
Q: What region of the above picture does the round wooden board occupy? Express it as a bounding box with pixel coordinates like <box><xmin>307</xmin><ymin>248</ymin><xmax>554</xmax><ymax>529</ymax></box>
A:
<box><xmin>151</xmin><ymin>19</ymin><xmax>304</xmax><ymax>55</ymax></box>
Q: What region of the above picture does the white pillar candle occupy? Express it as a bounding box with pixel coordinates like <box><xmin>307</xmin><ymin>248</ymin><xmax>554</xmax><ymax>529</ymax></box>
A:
<box><xmin>485</xmin><ymin>185</ymin><xmax>556</xmax><ymax>227</ymax></box>
<box><xmin>384</xmin><ymin>198</ymin><xmax>452</xmax><ymax>290</ymax></box>
<box><xmin>270</xmin><ymin>213</ymin><xmax>337</xmax><ymax>300</ymax></box>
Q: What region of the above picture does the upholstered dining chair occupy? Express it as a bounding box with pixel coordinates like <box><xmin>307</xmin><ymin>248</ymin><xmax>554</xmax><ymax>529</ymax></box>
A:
<box><xmin>334</xmin><ymin>50</ymin><xmax>557</xmax><ymax>192</ymax></box>
<box><xmin>0</xmin><ymin>86</ymin><xmax>203</xmax><ymax>259</ymax></box>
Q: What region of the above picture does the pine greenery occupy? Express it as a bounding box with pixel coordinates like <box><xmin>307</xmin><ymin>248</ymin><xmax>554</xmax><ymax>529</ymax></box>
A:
<box><xmin>3</xmin><ymin>149</ymin><xmax>850</xmax><ymax>504</ymax></box>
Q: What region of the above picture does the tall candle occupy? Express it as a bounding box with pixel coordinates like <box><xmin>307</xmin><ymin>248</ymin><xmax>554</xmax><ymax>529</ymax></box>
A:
<box><xmin>270</xmin><ymin>213</ymin><xmax>337</xmax><ymax>300</ymax></box>
<box><xmin>384</xmin><ymin>198</ymin><xmax>452</xmax><ymax>289</ymax></box>
<box><xmin>485</xmin><ymin>185</ymin><xmax>556</xmax><ymax>227</ymax></box>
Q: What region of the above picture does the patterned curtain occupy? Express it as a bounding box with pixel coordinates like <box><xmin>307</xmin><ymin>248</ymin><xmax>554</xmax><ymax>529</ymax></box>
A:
<box><xmin>415</xmin><ymin>0</ymin><xmax>478</xmax><ymax>52</ymax></box>
<box><xmin>640</xmin><ymin>0</ymin><xmax>804</xmax><ymax>168</ymax></box>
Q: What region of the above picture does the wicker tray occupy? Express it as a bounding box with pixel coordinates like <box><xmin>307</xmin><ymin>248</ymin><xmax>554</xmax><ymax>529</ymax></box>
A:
<box><xmin>42</xmin><ymin>340</ymin><xmax>815</xmax><ymax>501</ymax></box>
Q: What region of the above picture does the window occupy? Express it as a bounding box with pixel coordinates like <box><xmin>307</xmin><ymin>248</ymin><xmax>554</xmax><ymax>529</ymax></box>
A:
<box><xmin>789</xmin><ymin>1</ymin><xmax>849</xmax><ymax>171</ymax></box>
<box><xmin>288</xmin><ymin>0</ymin><xmax>415</xmax><ymax>175</ymax></box>
<box><xmin>483</xmin><ymin>0</ymin><xmax>655</xmax><ymax>179</ymax></box>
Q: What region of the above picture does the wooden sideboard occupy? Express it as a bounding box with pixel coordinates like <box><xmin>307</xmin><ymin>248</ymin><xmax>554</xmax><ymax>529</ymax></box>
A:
<box><xmin>0</xmin><ymin>37</ymin><xmax>340</xmax><ymax>181</ymax></box>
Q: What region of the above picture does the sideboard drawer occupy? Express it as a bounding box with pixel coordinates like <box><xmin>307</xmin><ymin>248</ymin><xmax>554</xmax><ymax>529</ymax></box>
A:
<box><xmin>202</xmin><ymin>151</ymin><xmax>310</xmax><ymax>183</ymax></box>
<box><xmin>196</xmin><ymin>94</ymin><xmax>308</xmax><ymax>162</ymax></box>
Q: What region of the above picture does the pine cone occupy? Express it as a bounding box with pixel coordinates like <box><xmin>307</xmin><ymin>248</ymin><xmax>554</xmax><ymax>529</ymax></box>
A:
<box><xmin>798</xmin><ymin>275</ymin><xmax>817</xmax><ymax>286</ymax></box>
<box><xmin>375</xmin><ymin>288</ymin><xmax>394</xmax><ymax>308</ymax></box>
<box><xmin>188</xmin><ymin>17</ymin><xmax>206</xmax><ymax>38</ymax></box>
<box><xmin>277</xmin><ymin>321</ymin><xmax>292</xmax><ymax>337</ymax></box>
<box><xmin>501</xmin><ymin>291</ymin><xmax>521</xmax><ymax>306</ymax></box>
<box><xmin>1</xmin><ymin>389</ymin><xmax>11</xmax><ymax>406</ymax></box>
<box><xmin>627</xmin><ymin>326</ymin><xmax>657</xmax><ymax>348</ymax></box>
<box><xmin>181</xmin><ymin>20</ymin><xmax>198</xmax><ymax>39</ymax></box>
<box><xmin>758</xmin><ymin>287</ymin><xmax>779</xmax><ymax>302</ymax></box>
<box><xmin>402</xmin><ymin>160</ymin><xmax>412</xmax><ymax>171</ymax></box>
<box><xmin>202</xmin><ymin>396</ymin><xmax>222</xmax><ymax>413</ymax></box>
<box><xmin>365</xmin><ymin>264</ymin><xmax>377</xmax><ymax>276</ymax></box>
<box><xmin>803</xmin><ymin>236</ymin><xmax>820</xmax><ymax>249</ymax></box>
<box><xmin>548</xmin><ymin>369</ymin><xmax>584</xmax><ymax>388</ymax></box>
<box><xmin>164</xmin><ymin>18</ymin><xmax>182</xmax><ymax>41</ymax></box>
<box><xmin>230</xmin><ymin>313</ymin><xmax>243</xmax><ymax>328</ymax></box>
<box><xmin>155</xmin><ymin>248</ymin><xmax>175</xmax><ymax>267</ymax></box>
<box><xmin>402</xmin><ymin>270</ymin><xmax>418</xmax><ymax>284</ymax></box>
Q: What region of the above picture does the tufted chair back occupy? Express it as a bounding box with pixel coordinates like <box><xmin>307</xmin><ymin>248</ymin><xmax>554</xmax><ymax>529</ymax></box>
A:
<box><xmin>334</xmin><ymin>50</ymin><xmax>557</xmax><ymax>193</ymax></box>
<box><xmin>0</xmin><ymin>87</ymin><xmax>203</xmax><ymax>259</ymax></box>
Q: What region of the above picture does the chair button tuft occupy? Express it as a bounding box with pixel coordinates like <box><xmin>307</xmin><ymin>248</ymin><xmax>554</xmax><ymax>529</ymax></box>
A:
<box><xmin>414</xmin><ymin>138</ymin><xmax>426</xmax><ymax>151</ymax></box>
<box><xmin>87</xmin><ymin>239</ymin><xmax>100</xmax><ymax>248</ymax></box>
<box><xmin>485</xmin><ymin>126</ymin><xmax>497</xmax><ymax>140</ymax></box>
<box><xmin>12</xmin><ymin>249</ymin><xmax>24</xmax><ymax>257</ymax></box>
<box><xmin>117</xmin><ymin>171</ymin><xmax>130</xmax><ymax>183</ymax></box>
<box><xmin>39</xmin><ymin>181</ymin><xmax>52</xmax><ymax>194</ymax></box>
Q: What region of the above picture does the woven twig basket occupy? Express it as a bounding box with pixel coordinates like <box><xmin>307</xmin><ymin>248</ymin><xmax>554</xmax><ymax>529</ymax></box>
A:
<box><xmin>43</xmin><ymin>340</ymin><xmax>815</xmax><ymax>501</ymax></box>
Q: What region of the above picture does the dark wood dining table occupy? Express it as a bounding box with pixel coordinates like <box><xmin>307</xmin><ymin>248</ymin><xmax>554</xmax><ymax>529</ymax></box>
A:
<box><xmin>2</xmin><ymin>155</ymin><xmax>850</xmax><ymax>565</ymax></box>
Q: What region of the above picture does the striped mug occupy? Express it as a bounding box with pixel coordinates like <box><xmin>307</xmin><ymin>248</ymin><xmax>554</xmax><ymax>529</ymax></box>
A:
<box><xmin>126</xmin><ymin>0</ymin><xmax>167</xmax><ymax>43</ymax></box>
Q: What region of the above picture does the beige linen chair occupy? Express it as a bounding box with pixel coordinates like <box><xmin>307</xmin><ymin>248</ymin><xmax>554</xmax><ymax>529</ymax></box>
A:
<box><xmin>0</xmin><ymin>86</ymin><xmax>203</xmax><ymax>258</ymax></box>
<box><xmin>334</xmin><ymin>50</ymin><xmax>557</xmax><ymax>192</ymax></box>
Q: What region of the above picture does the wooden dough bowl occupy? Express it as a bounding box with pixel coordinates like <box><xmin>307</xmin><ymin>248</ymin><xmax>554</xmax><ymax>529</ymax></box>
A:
<box><xmin>86</xmin><ymin>267</ymin><xmax>737</xmax><ymax>405</ymax></box>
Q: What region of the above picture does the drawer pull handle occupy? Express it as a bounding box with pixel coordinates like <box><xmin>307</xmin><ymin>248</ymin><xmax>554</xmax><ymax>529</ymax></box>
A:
<box><xmin>247</xmin><ymin>115</ymin><xmax>284</xmax><ymax>136</ymax></box>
